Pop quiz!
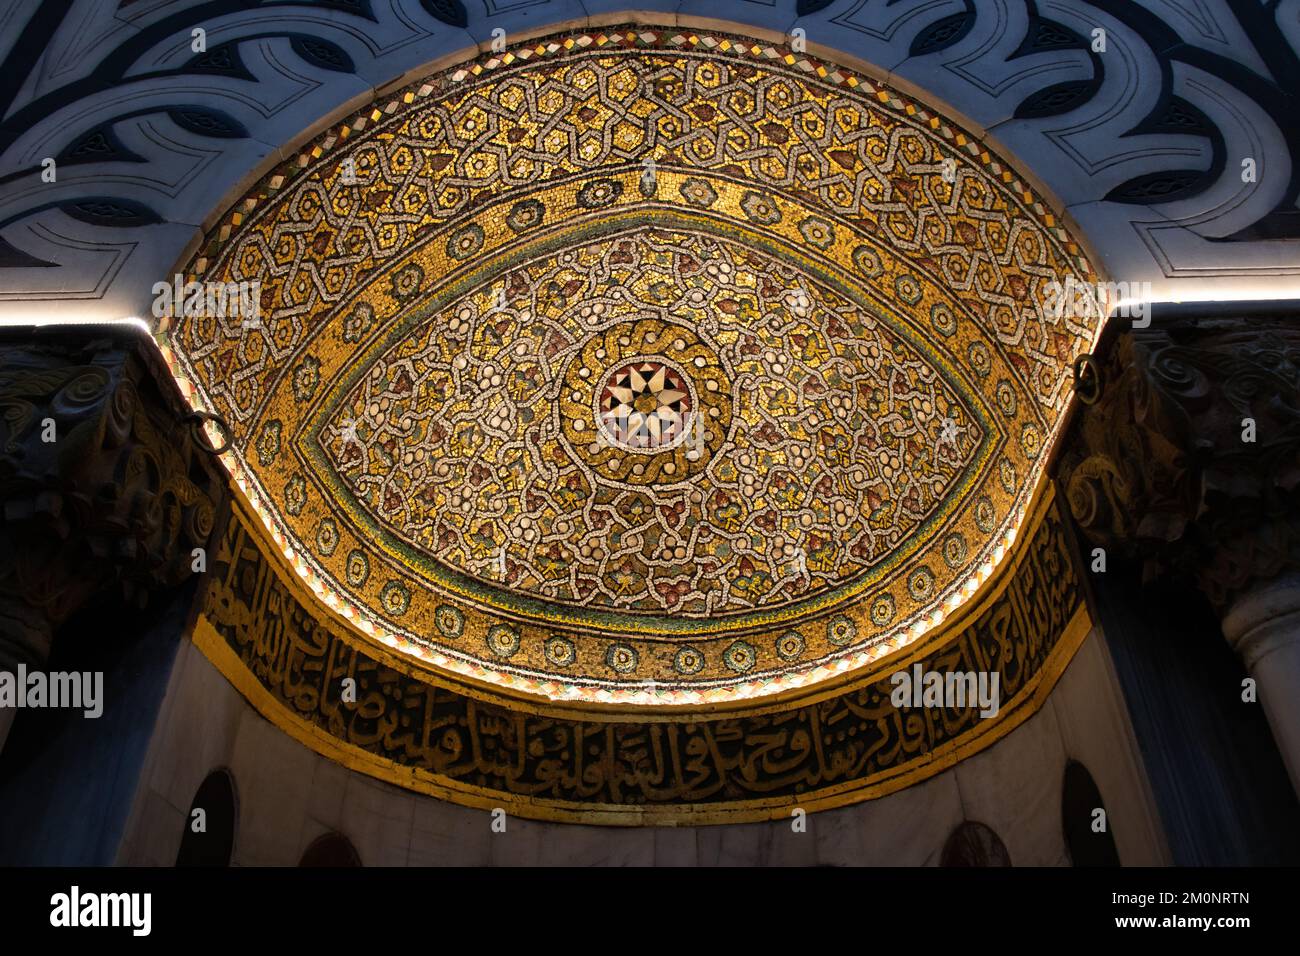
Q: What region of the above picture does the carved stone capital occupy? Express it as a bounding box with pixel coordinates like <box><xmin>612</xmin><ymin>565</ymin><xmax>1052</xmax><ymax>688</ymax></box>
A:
<box><xmin>0</xmin><ymin>327</ymin><xmax>228</xmax><ymax>669</ymax></box>
<box><xmin>1057</xmin><ymin>319</ymin><xmax>1300</xmax><ymax>610</ymax></box>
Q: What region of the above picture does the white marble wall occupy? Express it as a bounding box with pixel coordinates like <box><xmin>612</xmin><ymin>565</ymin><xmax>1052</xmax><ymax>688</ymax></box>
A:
<box><xmin>116</xmin><ymin>627</ymin><xmax>1170</xmax><ymax>866</ymax></box>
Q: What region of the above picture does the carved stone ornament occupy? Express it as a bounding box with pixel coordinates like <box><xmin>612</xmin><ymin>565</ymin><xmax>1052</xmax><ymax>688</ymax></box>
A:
<box><xmin>0</xmin><ymin>327</ymin><xmax>227</xmax><ymax>671</ymax></box>
<box><xmin>1058</xmin><ymin>320</ymin><xmax>1300</xmax><ymax>609</ymax></box>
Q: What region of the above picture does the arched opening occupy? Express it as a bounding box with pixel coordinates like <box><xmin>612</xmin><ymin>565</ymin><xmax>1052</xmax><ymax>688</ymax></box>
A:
<box><xmin>940</xmin><ymin>821</ymin><xmax>1011</xmax><ymax>867</ymax></box>
<box><xmin>175</xmin><ymin>769</ymin><xmax>236</xmax><ymax>867</ymax></box>
<box><xmin>1062</xmin><ymin>760</ymin><xmax>1121</xmax><ymax>866</ymax></box>
<box><xmin>299</xmin><ymin>831</ymin><xmax>362</xmax><ymax>867</ymax></box>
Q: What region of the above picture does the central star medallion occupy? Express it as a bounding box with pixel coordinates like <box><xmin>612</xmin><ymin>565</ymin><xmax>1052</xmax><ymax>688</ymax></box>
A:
<box><xmin>597</xmin><ymin>359</ymin><xmax>696</xmax><ymax>452</ymax></box>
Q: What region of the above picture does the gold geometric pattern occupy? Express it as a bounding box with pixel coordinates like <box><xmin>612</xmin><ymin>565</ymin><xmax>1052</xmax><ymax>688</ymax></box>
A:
<box><xmin>561</xmin><ymin>312</ymin><xmax>729</xmax><ymax>486</ymax></box>
<box><xmin>595</xmin><ymin>357</ymin><xmax>696</xmax><ymax>453</ymax></box>
<box><xmin>162</xmin><ymin>25</ymin><xmax>1104</xmax><ymax>703</ymax></box>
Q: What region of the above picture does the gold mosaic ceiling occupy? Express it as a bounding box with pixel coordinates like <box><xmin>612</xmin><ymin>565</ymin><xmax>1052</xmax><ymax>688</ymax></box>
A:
<box><xmin>164</xmin><ymin>26</ymin><xmax>1103</xmax><ymax>705</ymax></box>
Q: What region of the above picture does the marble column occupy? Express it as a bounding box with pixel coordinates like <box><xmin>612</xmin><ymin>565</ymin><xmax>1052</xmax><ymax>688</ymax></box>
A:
<box><xmin>1221</xmin><ymin>574</ymin><xmax>1300</xmax><ymax>793</ymax></box>
<box><xmin>1057</xmin><ymin>318</ymin><xmax>1300</xmax><ymax>798</ymax></box>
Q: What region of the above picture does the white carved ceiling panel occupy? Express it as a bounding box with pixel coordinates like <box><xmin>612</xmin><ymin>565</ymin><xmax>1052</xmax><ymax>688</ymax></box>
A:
<box><xmin>0</xmin><ymin>0</ymin><xmax>1297</xmax><ymax>322</ymax></box>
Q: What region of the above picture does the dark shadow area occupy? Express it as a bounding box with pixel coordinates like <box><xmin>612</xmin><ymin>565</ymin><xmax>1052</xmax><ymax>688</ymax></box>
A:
<box><xmin>299</xmin><ymin>832</ymin><xmax>362</xmax><ymax>867</ymax></box>
<box><xmin>1062</xmin><ymin>759</ymin><xmax>1121</xmax><ymax>866</ymax></box>
<box><xmin>0</xmin><ymin>577</ymin><xmax>198</xmax><ymax>865</ymax></box>
<box><xmin>1087</xmin><ymin>550</ymin><xmax>1300</xmax><ymax>864</ymax></box>
<box><xmin>176</xmin><ymin>768</ymin><xmax>236</xmax><ymax>867</ymax></box>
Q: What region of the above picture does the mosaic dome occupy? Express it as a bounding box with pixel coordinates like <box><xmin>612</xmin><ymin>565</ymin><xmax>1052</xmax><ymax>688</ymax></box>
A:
<box><xmin>165</xmin><ymin>26</ymin><xmax>1103</xmax><ymax>704</ymax></box>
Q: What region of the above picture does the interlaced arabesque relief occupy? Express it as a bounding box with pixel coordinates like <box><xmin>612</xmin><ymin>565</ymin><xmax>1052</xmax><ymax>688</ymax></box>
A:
<box><xmin>165</xmin><ymin>28</ymin><xmax>1103</xmax><ymax>701</ymax></box>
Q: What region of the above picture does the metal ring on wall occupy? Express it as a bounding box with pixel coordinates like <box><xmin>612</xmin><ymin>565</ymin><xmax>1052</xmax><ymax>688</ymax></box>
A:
<box><xmin>184</xmin><ymin>411</ymin><xmax>232</xmax><ymax>455</ymax></box>
<box><xmin>1072</xmin><ymin>354</ymin><xmax>1103</xmax><ymax>406</ymax></box>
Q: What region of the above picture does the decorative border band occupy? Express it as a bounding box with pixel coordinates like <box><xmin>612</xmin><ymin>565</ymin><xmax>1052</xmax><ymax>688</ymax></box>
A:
<box><xmin>189</xmin><ymin>480</ymin><xmax>1090</xmax><ymax>824</ymax></box>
